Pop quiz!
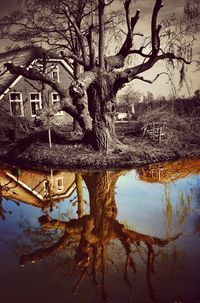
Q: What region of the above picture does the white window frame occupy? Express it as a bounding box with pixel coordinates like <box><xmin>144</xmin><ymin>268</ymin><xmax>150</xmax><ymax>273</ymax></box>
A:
<box><xmin>9</xmin><ymin>92</ymin><xmax>24</xmax><ymax>117</ymax></box>
<box><xmin>56</xmin><ymin>177</ymin><xmax>64</xmax><ymax>192</ymax></box>
<box><xmin>36</xmin><ymin>63</ymin><xmax>44</xmax><ymax>72</ymax></box>
<box><xmin>51</xmin><ymin>92</ymin><xmax>64</xmax><ymax>116</ymax></box>
<box><xmin>52</xmin><ymin>66</ymin><xmax>59</xmax><ymax>82</ymax></box>
<box><xmin>29</xmin><ymin>92</ymin><xmax>42</xmax><ymax>117</ymax></box>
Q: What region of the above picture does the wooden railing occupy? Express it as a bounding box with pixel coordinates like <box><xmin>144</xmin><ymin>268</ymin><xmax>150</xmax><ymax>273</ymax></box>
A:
<box><xmin>143</xmin><ymin>122</ymin><xmax>166</xmax><ymax>143</ymax></box>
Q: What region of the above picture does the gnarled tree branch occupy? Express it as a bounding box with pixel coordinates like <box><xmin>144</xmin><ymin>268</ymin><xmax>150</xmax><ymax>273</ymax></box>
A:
<box><xmin>115</xmin><ymin>52</ymin><xmax>191</xmax><ymax>88</ymax></box>
<box><xmin>64</xmin><ymin>7</ymin><xmax>89</xmax><ymax>67</ymax></box>
<box><xmin>86</xmin><ymin>25</ymin><xmax>96</xmax><ymax>69</ymax></box>
<box><xmin>61</xmin><ymin>51</ymin><xmax>88</xmax><ymax>68</ymax></box>
<box><xmin>151</xmin><ymin>0</ymin><xmax>164</xmax><ymax>54</ymax></box>
<box><xmin>105</xmin><ymin>3</ymin><xmax>140</xmax><ymax>71</ymax></box>
<box><xmin>98</xmin><ymin>0</ymin><xmax>106</xmax><ymax>70</ymax></box>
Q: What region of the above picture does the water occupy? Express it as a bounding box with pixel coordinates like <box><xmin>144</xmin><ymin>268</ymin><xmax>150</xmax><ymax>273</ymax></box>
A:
<box><xmin>0</xmin><ymin>159</ymin><xmax>200</xmax><ymax>303</ymax></box>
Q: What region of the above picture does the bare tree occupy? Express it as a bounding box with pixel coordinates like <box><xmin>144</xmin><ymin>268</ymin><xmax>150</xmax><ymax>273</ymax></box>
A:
<box><xmin>117</xmin><ymin>85</ymin><xmax>141</xmax><ymax>120</ymax></box>
<box><xmin>0</xmin><ymin>0</ymin><xmax>194</xmax><ymax>152</ymax></box>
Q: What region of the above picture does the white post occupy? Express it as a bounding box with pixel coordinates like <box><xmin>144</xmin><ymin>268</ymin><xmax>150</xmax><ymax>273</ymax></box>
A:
<box><xmin>48</xmin><ymin>128</ymin><xmax>52</xmax><ymax>148</ymax></box>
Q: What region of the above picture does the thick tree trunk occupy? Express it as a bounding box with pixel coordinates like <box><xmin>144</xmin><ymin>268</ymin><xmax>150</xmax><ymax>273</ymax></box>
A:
<box><xmin>92</xmin><ymin>99</ymin><xmax>118</xmax><ymax>151</ymax></box>
<box><xmin>86</xmin><ymin>72</ymin><xmax>121</xmax><ymax>152</ymax></box>
<box><xmin>82</xmin><ymin>171</ymin><xmax>120</xmax><ymax>237</ymax></box>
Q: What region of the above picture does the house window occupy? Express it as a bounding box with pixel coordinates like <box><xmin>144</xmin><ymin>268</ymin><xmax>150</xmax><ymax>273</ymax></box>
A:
<box><xmin>56</xmin><ymin>177</ymin><xmax>64</xmax><ymax>191</ymax></box>
<box><xmin>30</xmin><ymin>92</ymin><xmax>42</xmax><ymax>117</ymax></box>
<box><xmin>52</xmin><ymin>67</ymin><xmax>59</xmax><ymax>82</ymax></box>
<box><xmin>51</xmin><ymin>92</ymin><xmax>63</xmax><ymax>116</ymax></box>
<box><xmin>44</xmin><ymin>180</ymin><xmax>49</xmax><ymax>192</ymax></box>
<box><xmin>52</xmin><ymin>92</ymin><xmax>60</xmax><ymax>104</ymax></box>
<box><xmin>9</xmin><ymin>92</ymin><xmax>24</xmax><ymax>117</ymax></box>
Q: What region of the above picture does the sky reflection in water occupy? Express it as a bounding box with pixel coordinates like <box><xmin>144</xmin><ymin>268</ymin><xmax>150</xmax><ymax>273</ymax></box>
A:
<box><xmin>0</xmin><ymin>159</ymin><xmax>200</xmax><ymax>303</ymax></box>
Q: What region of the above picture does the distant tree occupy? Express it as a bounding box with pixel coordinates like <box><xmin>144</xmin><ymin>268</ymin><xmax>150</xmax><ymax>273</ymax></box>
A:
<box><xmin>147</xmin><ymin>91</ymin><xmax>154</xmax><ymax>103</ymax></box>
<box><xmin>143</xmin><ymin>91</ymin><xmax>154</xmax><ymax>103</ymax></box>
<box><xmin>194</xmin><ymin>89</ymin><xmax>200</xmax><ymax>99</ymax></box>
<box><xmin>0</xmin><ymin>0</ymin><xmax>195</xmax><ymax>152</ymax></box>
<box><xmin>156</xmin><ymin>95</ymin><xmax>166</xmax><ymax>102</ymax></box>
<box><xmin>184</xmin><ymin>0</ymin><xmax>200</xmax><ymax>23</ymax></box>
<box><xmin>118</xmin><ymin>85</ymin><xmax>141</xmax><ymax>120</ymax></box>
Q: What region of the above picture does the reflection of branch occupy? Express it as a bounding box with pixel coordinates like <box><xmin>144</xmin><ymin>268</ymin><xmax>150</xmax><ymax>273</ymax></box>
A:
<box><xmin>17</xmin><ymin>170</ymin><xmax>182</xmax><ymax>303</ymax></box>
<box><xmin>101</xmin><ymin>244</ymin><xmax>109</xmax><ymax>303</ymax></box>
<box><xmin>75</xmin><ymin>216</ymin><xmax>96</xmax><ymax>267</ymax></box>
<box><xmin>20</xmin><ymin>232</ymin><xmax>69</xmax><ymax>266</ymax></box>
<box><xmin>91</xmin><ymin>245</ymin><xmax>99</xmax><ymax>284</ymax></box>
<box><xmin>0</xmin><ymin>180</ymin><xmax>19</xmax><ymax>220</ymax></box>
<box><xmin>0</xmin><ymin>184</ymin><xmax>5</xmax><ymax>219</ymax></box>
<box><xmin>113</xmin><ymin>219</ymin><xmax>182</xmax><ymax>301</ymax></box>
<box><xmin>125</xmin><ymin>227</ymin><xmax>182</xmax><ymax>247</ymax></box>
<box><xmin>123</xmin><ymin>254</ymin><xmax>134</xmax><ymax>303</ymax></box>
<box><xmin>0</xmin><ymin>236</ymin><xmax>20</xmax><ymax>257</ymax></box>
<box><xmin>39</xmin><ymin>214</ymin><xmax>88</xmax><ymax>233</ymax></box>
<box><xmin>19</xmin><ymin>215</ymin><xmax>96</xmax><ymax>267</ymax></box>
<box><xmin>73</xmin><ymin>269</ymin><xmax>86</xmax><ymax>295</ymax></box>
<box><xmin>146</xmin><ymin>244</ymin><xmax>161</xmax><ymax>303</ymax></box>
<box><xmin>114</xmin><ymin>221</ymin><xmax>136</xmax><ymax>273</ymax></box>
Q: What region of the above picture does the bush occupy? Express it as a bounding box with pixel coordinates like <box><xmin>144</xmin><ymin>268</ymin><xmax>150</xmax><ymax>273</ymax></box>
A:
<box><xmin>139</xmin><ymin>106</ymin><xmax>200</xmax><ymax>147</ymax></box>
<box><xmin>0</xmin><ymin>113</ymin><xmax>35</xmax><ymax>144</ymax></box>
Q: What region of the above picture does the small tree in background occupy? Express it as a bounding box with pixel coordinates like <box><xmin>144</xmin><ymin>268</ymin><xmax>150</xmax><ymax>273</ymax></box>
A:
<box><xmin>117</xmin><ymin>85</ymin><xmax>141</xmax><ymax>120</ymax></box>
<box><xmin>194</xmin><ymin>89</ymin><xmax>200</xmax><ymax>99</ymax></box>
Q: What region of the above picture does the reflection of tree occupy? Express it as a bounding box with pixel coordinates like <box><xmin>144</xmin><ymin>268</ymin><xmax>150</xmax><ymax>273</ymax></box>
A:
<box><xmin>162</xmin><ymin>185</ymin><xmax>192</xmax><ymax>277</ymax></box>
<box><xmin>0</xmin><ymin>178</ymin><xmax>19</xmax><ymax>220</ymax></box>
<box><xmin>164</xmin><ymin>185</ymin><xmax>191</xmax><ymax>236</ymax></box>
<box><xmin>194</xmin><ymin>217</ymin><xmax>200</xmax><ymax>234</ymax></box>
<box><xmin>19</xmin><ymin>171</ymin><xmax>181</xmax><ymax>303</ymax></box>
<box><xmin>139</xmin><ymin>160</ymin><xmax>194</xmax><ymax>281</ymax></box>
<box><xmin>0</xmin><ymin>181</ymin><xmax>5</xmax><ymax>220</ymax></box>
<box><xmin>138</xmin><ymin>159</ymin><xmax>200</xmax><ymax>184</ymax></box>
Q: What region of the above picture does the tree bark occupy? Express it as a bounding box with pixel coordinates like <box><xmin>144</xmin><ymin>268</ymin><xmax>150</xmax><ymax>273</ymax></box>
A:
<box><xmin>85</xmin><ymin>71</ymin><xmax>121</xmax><ymax>152</ymax></box>
<box><xmin>83</xmin><ymin>171</ymin><xmax>119</xmax><ymax>235</ymax></box>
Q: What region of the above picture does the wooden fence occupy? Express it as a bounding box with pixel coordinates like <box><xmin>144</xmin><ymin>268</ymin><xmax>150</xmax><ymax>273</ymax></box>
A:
<box><xmin>143</xmin><ymin>122</ymin><xmax>166</xmax><ymax>143</ymax></box>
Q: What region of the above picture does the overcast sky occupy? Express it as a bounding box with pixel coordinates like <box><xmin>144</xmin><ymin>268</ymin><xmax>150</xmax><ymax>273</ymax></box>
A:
<box><xmin>0</xmin><ymin>0</ymin><xmax>18</xmax><ymax>15</ymax></box>
<box><xmin>0</xmin><ymin>0</ymin><xmax>199</xmax><ymax>97</ymax></box>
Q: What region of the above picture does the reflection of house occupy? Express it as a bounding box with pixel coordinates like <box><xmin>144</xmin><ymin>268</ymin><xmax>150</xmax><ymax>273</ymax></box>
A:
<box><xmin>138</xmin><ymin>159</ymin><xmax>200</xmax><ymax>184</ymax></box>
<box><xmin>0</xmin><ymin>167</ymin><xmax>76</xmax><ymax>208</ymax></box>
<box><xmin>116</xmin><ymin>104</ymin><xmax>135</xmax><ymax>121</ymax></box>
<box><xmin>0</xmin><ymin>47</ymin><xmax>73</xmax><ymax>124</ymax></box>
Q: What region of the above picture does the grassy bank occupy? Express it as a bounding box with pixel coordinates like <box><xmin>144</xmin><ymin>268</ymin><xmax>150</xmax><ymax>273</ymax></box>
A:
<box><xmin>1</xmin><ymin>107</ymin><xmax>200</xmax><ymax>170</ymax></box>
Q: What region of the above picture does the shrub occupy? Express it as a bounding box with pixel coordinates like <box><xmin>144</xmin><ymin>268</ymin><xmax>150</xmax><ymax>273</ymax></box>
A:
<box><xmin>139</xmin><ymin>106</ymin><xmax>200</xmax><ymax>147</ymax></box>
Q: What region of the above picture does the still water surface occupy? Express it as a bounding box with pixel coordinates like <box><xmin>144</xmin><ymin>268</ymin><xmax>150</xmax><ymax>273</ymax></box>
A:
<box><xmin>0</xmin><ymin>159</ymin><xmax>200</xmax><ymax>303</ymax></box>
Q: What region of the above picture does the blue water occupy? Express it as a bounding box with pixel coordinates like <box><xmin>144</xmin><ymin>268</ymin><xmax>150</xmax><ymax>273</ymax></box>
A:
<box><xmin>0</xmin><ymin>162</ymin><xmax>200</xmax><ymax>303</ymax></box>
